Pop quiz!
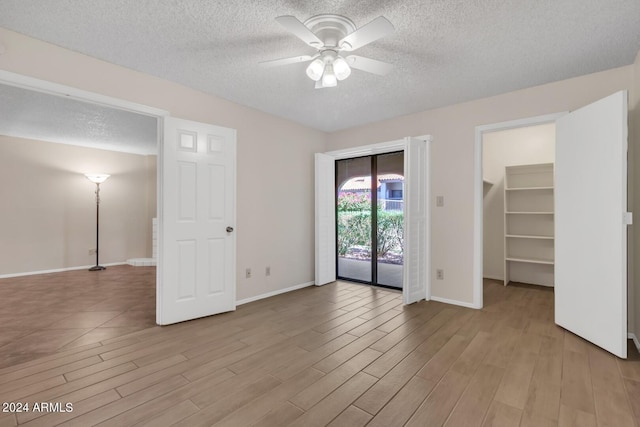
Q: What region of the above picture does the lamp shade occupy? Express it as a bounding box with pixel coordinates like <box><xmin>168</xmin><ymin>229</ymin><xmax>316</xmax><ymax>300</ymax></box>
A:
<box><xmin>85</xmin><ymin>173</ymin><xmax>110</xmax><ymax>184</ymax></box>
<box><xmin>305</xmin><ymin>58</ymin><xmax>324</xmax><ymax>81</ymax></box>
<box><xmin>321</xmin><ymin>64</ymin><xmax>337</xmax><ymax>87</ymax></box>
<box><xmin>333</xmin><ymin>56</ymin><xmax>351</xmax><ymax>80</ymax></box>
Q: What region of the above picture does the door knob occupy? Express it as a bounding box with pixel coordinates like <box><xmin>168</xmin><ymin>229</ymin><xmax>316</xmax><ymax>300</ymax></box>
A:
<box><xmin>226</xmin><ymin>226</ymin><xmax>234</xmax><ymax>233</ymax></box>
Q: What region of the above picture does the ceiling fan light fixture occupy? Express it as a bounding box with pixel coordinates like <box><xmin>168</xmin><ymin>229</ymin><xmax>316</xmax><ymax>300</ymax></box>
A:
<box><xmin>321</xmin><ymin>64</ymin><xmax>337</xmax><ymax>87</ymax></box>
<box><xmin>333</xmin><ymin>56</ymin><xmax>351</xmax><ymax>80</ymax></box>
<box><xmin>306</xmin><ymin>58</ymin><xmax>324</xmax><ymax>81</ymax></box>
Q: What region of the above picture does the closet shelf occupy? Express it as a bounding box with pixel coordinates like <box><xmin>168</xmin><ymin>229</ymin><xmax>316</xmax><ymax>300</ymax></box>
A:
<box><xmin>506</xmin><ymin>257</ymin><xmax>555</xmax><ymax>265</ymax></box>
<box><xmin>506</xmin><ymin>234</ymin><xmax>554</xmax><ymax>240</ymax></box>
<box><xmin>503</xmin><ymin>162</ymin><xmax>555</xmax><ymax>287</ymax></box>
<box><xmin>506</xmin><ymin>211</ymin><xmax>554</xmax><ymax>215</ymax></box>
<box><xmin>505</xmin><ymin>186</ymin><xmax>553</xmax><ymax>191</ymax></box>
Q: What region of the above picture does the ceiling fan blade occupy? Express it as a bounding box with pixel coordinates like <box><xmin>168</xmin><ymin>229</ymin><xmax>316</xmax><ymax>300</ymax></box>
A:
<box><xmin>339</xmin><ymin>16</ymin><xmax>394</xmax><ymax>51</ymax></box>
<box><xmin>275</xmin><ymin>16</ymin><xmax>324</xmax><ymax>47</ymax></box>
<box><xmin>259</xmin><ymin>54</ymin><xmax>317</xmax><ymax>68</ymax></box>
<box><xmin>346</xmin><ymin>55</ymin><xmax>394</xmax><ymax>75</ymax></box>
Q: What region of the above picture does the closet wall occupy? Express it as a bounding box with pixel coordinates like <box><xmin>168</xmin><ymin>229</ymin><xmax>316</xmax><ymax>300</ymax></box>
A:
<box><xmin>482</xmin><ymin>123</ymin><xmax>555</xmax><ymax>281</ymax></box>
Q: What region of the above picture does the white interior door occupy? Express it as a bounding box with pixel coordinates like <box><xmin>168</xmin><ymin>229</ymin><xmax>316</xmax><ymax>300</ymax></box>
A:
<box><xmin>403</xmin><ymin>137</ymin><xmax>430</xmax><ymax>304</ymax></box>
<box><xmin>157</xmin><ymin>117</ymin><xmax>236</xmax><ymax>325</ymax></box>
<box><xmin>315</xmin><ymin>153</ymin><xmax>336</xmax><ymax>286</ymax></box>
<box><xmin>555</xmin><ymin>91</ymin><xmax>628</xmax><ymax>358</ymax></box>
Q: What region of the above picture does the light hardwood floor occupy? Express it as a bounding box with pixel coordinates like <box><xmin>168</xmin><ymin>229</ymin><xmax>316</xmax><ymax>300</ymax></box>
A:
<box><xmin>0</xmin><ymin>269</ymin><xmax>638</xmax><ymax>426</ymax></box>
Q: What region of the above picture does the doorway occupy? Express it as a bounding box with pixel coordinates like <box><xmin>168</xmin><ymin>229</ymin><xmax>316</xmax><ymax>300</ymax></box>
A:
<box><xmin>482</xmin><ymin>123</ymin><xmax>556</xmax><ymax>288</ymax></box>
<box><xmin>474</xmin><ymin>92</ymin><xmax>630</xmax><ymax>358</ymax></box>
<box><xmin>336</xmin><ymin>151</ymin><xmax>404</xmax><ymax>289</ymax></box>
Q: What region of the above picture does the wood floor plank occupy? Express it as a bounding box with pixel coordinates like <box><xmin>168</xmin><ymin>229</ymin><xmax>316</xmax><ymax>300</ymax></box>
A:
<box><xmin>271</xmin><ymin>334</ymin><xmax>357</xmax><ymax>381</ymax></box>
<box><xmin>313</xmin><ymin>330</ymin><xmax>385</xmax><ymax>373</ymax></box>
<box><xmin>0</xmin><ymin>414</ymin><xmax>17</xmax><ymax>427</ymax></box>
<box><xmin>93</xmin><ymin>368</ymin><xmax>236</xmax><ymax>427</ymax></box>
<box><xmin>288</xmin><ymin>372</ymin><xmax>378</xmax><ymax>427</ymax></box>
<box><xmin>135</xmin><ymin>399</ymin><xmax>200</xmax><ymax>427</ymax></box>
<box><xmin>289</xmin><ymin>348</ymin><xmax>381</xmax><ymax>411</ymax></box>
<box><xmin>355</xmin><ymin>348</ymin><xmax>436</xmax><ymax>415</ymax></box>
<box><xmin>405</xmin><ymin>369</ymin><xmax>470</xmax><ymax>427</ymax></box>
<box><xmin>366</xmin><ymin>376</ymin><xmax>436</xmax><ymax>427</ymax></box>
<box><xmin>370</xmin><ymin>305</ymin><xmax>448</xmax><ymax>353</ymax></box>
<box><xmin>173</xmin><ymin>375</ymin><xmax>282</xmax><ymax>427</ymax></box>
<box><xmin>62</xmin><ymin>374</ymin><xmax>188</xmax><ymax>427</ymax></box>
<box><xmin>251</xmin><ymin>402</ymin><xmax>304</xmax><ymax>427</ymax></box>
<box><xmin>622</xmin><ymin>378</ymin><xmax>640</xmax><ymax>425</ymax></box>
<box><xmin>493</xmin><ymin>348</ymin><xmax>538</xmax><ymax>410</ymax></box>
<box><xmin>18</xmin><ymin>389</ymin><xmax>121</xmax><ymax>427</ymax></box>
<box><xmin>415</xmin><ymin>334</ymin><xmax>470</xmax><ymax>383</ymax></box>
<box><xmin>364</xmin><ymin>307</ymin><xmax>459</xmax><ymax>379</ymax></box>
<box><xmin>326</xmin><ymin>405</ymin><xmax>372</xmax><ymax>427</ymax></box>
<box><xmin>558</xmin><ymin>404</ymin><xmax>596</xmax><ymax>427</ymax></box>
<box><xmin>450</xmin><ymin>331</ymin><xmax>493</xmax><ymax>376</ymax></box>
<box><xmin>481</xmin><ymin>401</ymin><xmax>522</xmax><ymax>427</ymax></box>
<box><xmin>587</xmin><ymin>345</ymin><xmax>635</xmax><ymax>427</ymax></box>
<box><xmin>444</xmin><ymin>363</ymin><xmax>505</xmax><ymax>427</ymax></box>
<box><xmin>16</xmin><ymin>355</ymin><xmax>185</xmax><ymax>423</ymax></box>
<box><xmin>213</xmin><ymin>368</ymin><xmax>325</xmax><ymax>427</ymax></box>
<box><xmin>560</xmin><ymin>350</ymin><xmax>595</xmax><ymax>415</ymax></box>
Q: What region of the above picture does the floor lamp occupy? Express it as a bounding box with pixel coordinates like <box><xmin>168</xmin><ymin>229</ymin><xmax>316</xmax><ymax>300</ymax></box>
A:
<box><xmin>85</xmin><ymin>173</ymin><xmax>110</xmax><ymax>271</ymax></box>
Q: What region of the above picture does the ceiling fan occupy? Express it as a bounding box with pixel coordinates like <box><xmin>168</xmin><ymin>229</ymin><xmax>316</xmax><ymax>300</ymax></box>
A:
<box><xmin>260</xmin><ymin>14</ymin><xmax>395</xmax><ymax>88</ymax></box>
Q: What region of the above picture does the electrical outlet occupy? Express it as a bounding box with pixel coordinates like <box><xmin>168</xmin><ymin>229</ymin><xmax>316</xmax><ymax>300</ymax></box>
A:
<box><xmin>436</xmin><ymin>196</ymin><xmax>444</xmax><ymax>207</ymax></box>
<box><xmin>88</xmin><ymin>248</ymin><xmax>96</xmax><ymax>255</ymax></box>
<box><xmin>266</xmin><ymin>266</ymin><xmax>271</xmax><ymax>276</ymax></box>
<box><xmin>245</xmin><ymin>268</ymin><xmax>252</xmax><ymax>278</ymax></box>
<box><xmin>436</xmin><ymin>269</ymin><xmax>444</xmax><ymax>280</ymax></box>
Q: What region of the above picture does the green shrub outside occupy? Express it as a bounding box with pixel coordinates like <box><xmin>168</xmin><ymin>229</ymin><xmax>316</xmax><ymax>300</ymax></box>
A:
<box><xmin>337</xmin><ymin>192</ymin><xmax>403</xmax><ymax>258</ymax></box>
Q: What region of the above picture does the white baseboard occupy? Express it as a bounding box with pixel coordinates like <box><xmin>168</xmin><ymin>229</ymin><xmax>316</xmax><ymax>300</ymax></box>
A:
<box><xmin>430</xmin><ymin>296</ymin><xmax>480</xmax><ymax>309</ymax></box>
<box><xmin>482</xmin><ymin>274</ymin><xmax>504</xmax><ymax>281</ymax></box>
<box><xmin>236</xmin><ymin>281</ymin><xmax>315</xmax><ymax>306</ymax></box>
<box><xmin>629</xmin><ymin>333</ymin><xmax>640</xmax><ymax>353</ymax></box>
<box><xmin>0</xmin><ymin>262</ymin><xmax>128</xmax><ymax>279</ymax></box>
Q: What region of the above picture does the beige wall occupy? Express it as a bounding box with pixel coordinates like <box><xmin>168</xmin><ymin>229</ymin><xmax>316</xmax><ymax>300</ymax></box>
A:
<box><xmin>482</xmin><ymin>123</ymin><xmax>555</xmax><ymax>281</ymax></box>
<box><xmin>0</xmin><ymin>28</ymin><xmax>326</xmax><ymax>301</ymax></box>
<box><xmin>0</xmin><ymin>135</ymin><xmax>154</xmax><ymax>275</ymax></box>
<box><xmin>327</xmin><ymin>65</ymin><xmax>634</xmax><ymax>304</ymax></box>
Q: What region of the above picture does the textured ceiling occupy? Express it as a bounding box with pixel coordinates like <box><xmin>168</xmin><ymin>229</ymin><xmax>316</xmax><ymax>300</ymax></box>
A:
<box><xmin>0</xmin><ymin>83</ymin><xmax>158</xmax><ymax>154</ymax></box>
<box><xmin>0</xmin><ymin>0</ymin><xmax>639</xmax><ymax>133</ymax></box>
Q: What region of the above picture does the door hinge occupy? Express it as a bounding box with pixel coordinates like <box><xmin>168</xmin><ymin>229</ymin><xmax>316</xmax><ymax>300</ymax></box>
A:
<box><xmin>624</xmin><ymin>212</ymin><xmax>633</xmax><ymax>225</ymax></box>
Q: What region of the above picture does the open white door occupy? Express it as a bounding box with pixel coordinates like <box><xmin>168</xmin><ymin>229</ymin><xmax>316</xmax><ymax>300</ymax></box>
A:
<box><xmin>315</xmin><ymin>153</ymin><xmax>336</xmax><ymax>286</ymax></box>
<box><xmin>403</xmin><ymin>137</ymin><xmax>430</xmax><ymax>304</ymax></box>
<box><xmin>157</xmin><ymin>117</ymin><xmax>236</xmax><ymax>325</ymax></box>
<box><xmin>555</xmin><ymin>91</ymin><xmax>628</xmax><ymax>358</ymax></box>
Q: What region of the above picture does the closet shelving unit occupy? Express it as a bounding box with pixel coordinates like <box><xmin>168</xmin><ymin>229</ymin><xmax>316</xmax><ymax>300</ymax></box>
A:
<box><xmin>504</xmin><ymin>163</ymin><xmax>555</xmax><ymax>286</ymax></box>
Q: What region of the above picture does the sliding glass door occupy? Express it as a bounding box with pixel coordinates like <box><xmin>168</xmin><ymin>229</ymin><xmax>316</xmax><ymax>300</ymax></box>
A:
<box><xmin>336</xmin><ymin>152</ymin><xmax>404</xmax><ymax>289</ymax></box>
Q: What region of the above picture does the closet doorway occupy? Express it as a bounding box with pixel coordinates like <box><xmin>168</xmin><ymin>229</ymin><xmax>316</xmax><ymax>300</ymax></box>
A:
<box><xmin>336</xmin><ymin>151</ymin><xmax>404</xmax><ymax>289</ymax></box>
<box><xmin>482</xmin><ymin>123</ymin><xmax>556</xmax><ymax>288</ymax></box>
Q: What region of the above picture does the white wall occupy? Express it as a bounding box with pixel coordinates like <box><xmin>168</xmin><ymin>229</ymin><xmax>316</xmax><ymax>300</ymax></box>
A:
<box><xmin>0</xmin><ymin>27</ymin><xmax>326</xmax><ymax>301</ymax></box>
<box><xmin>327</xmin><ymin>64</ymin><xmax>634</xmax><ymax>305</ymax></box>
<box><xmin>482</xmin><ymin>124</ymin><xmax>555</xmax><ymax>280</ymax></box>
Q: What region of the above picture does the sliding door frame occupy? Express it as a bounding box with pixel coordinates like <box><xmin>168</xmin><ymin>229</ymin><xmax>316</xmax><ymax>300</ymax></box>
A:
<box><xmin>316</xmin><ymin>136</ymin><xmax>432</xmax><ymax>304</ymax></box>
<box><xmin>335</xmin><ymin>151</ymin><xmax>403</xmax><ymax>288</ymax></box>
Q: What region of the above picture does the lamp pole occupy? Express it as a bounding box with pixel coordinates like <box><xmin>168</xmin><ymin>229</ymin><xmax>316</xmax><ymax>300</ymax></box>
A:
<box><xmin>85</xmin><ymin>174</ymin><xmax>110</xmax><ymax>271</ymax></box>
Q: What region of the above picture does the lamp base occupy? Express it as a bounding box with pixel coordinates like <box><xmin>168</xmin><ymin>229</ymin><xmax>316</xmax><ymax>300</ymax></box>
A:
<box><xmin>89</xmin><ymin>265</ymin><xmax>106</xmax><ymax>271</ymax></box>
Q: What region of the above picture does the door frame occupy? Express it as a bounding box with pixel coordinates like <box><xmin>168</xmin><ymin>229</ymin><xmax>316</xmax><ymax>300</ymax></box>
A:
<box><xmin>321</xmin><ymin>136</ymin><xmax>431</xmax><ymax>304</ymax></box>
<box><xmin>473</xmin><ymin>112</ymin><xmax>565</xmax><ymax>309</ymax></box>
<box><xmin>0</xmin><ymin>70</ymin><xmax>172</xmax><ymax>318</ymax></box>
<box><xmin>334</xmin><ymin>150</ymin><xmax>405</xmax><ymax>288</ymax></box>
